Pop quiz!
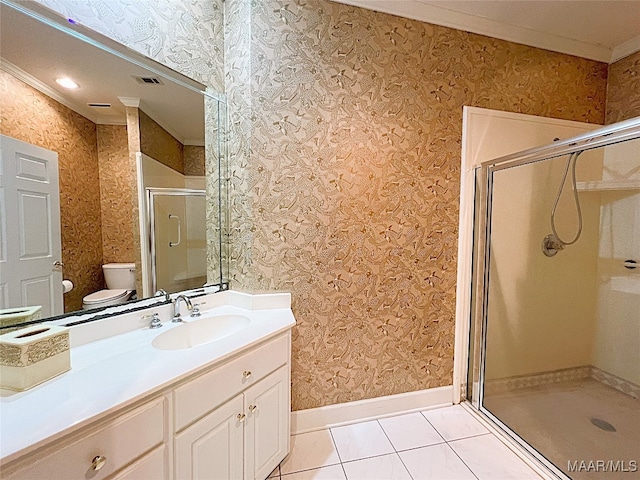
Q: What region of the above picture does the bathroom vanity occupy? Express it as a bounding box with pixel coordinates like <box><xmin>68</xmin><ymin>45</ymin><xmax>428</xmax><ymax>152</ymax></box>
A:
<box><xmin>0</xmin><ymin>291</ymin><xmax>295</xmax><ymax>480</ymax></box>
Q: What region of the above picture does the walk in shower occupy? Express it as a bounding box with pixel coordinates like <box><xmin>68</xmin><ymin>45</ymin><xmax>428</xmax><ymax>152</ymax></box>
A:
<box><xmin>147</xmin><ymin>188</ymin><xmax>207</xmax><ymax>294</ymax></box>
<box><xmin>467</xmin><ymin>118</ymin><xmax>639</xmax><ymax>479</ymax></box>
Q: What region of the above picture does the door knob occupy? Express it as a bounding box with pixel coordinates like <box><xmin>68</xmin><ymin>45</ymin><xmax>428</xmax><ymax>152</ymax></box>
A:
<box><xmin>53</xmin><ymin>261</ymin><xmax>64</xmax><ymax>268</ymax></box>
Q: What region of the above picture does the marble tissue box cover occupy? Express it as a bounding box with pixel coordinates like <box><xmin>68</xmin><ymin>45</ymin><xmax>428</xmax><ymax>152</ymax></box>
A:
<box><xmin>0</xmin><ymin>325</ymin><xmax>71</xmax><ymax>391</ymax></box>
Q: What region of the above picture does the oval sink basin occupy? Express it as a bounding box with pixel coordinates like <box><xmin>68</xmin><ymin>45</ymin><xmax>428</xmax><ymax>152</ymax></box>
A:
<box><xmin>152</xmin><ymin>314</ymin><xmax>251</xmax><ymax>350</ymax></box>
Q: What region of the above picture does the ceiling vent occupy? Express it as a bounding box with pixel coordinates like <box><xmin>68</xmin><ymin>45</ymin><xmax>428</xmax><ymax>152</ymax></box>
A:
<box><xmin>87</xmin><ymin>103</ymin><xmax>111</xmax><ymax>108</ymax></box>
<box><xmin>132</xmin><ymin>75</ymin><xmax>164</xmax><ymax>85</ymax></box>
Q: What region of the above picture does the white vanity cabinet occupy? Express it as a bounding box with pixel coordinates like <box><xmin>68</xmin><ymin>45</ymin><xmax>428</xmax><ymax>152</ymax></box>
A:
<box><xmin>0</xmin><ymin>320</ymin><xmax>293</xmax><ymax>480</ymax></box>
<box><xmin>174</xmin><ymin>333</ymin><xmax>291</xmax><ymax>480</ymax></box>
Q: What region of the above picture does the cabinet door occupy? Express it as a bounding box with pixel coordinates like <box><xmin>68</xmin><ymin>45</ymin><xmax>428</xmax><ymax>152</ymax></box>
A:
<box><xmin>175</xmin><ymin>395</ymin><xmax>244</xmax><ymax>480</ymax></box>
<box><xmin>244</xmin><ymin>365</ymin><xmax>290</xmax><ymax>480</ymax></box>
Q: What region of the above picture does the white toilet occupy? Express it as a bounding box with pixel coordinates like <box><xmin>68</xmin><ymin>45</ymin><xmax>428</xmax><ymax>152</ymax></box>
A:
<box><xmin>82</xmin><ymin>263</ymin><xmax>136</xmax><ymax>310</ymax></box>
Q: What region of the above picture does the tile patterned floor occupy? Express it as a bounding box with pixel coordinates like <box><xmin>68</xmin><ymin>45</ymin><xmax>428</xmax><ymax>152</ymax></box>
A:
<box><xmin>269</xmin><ymin>405</ymin><xmax>542</xmax><ymax>480</ymax></box>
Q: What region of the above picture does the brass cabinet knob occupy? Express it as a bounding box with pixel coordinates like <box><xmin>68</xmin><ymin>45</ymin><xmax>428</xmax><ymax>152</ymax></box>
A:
<box><xmin>91</xmin><ymin>455</ymin><xmax>107</xmax><ymax>471</ymax></box>
<box><xmin>237</xmin><ymin>413</ymin><xmax>246</xmax><ymax>422</ymax></box>
<box><xmin>249</xmin><ymin>404</ymin><xmax>257</xmax><ymax>413</ymax></box>
<box><xmin>242</xmin><ymin>370</ymin><xmax>252</xmax><ymax>379</ymax></box>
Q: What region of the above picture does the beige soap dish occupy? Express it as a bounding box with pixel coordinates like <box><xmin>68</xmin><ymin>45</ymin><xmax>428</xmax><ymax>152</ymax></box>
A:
<box><xmin>0</xmin><ymin>324</ymin><xmax>71</xmax><ymax>391</ymax></box>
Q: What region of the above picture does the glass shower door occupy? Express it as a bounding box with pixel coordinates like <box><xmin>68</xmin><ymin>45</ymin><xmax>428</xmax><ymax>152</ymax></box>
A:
<box><xmin>474</xmin><ymin>134</ymin><xmax>640</xmax><ymax>479</ymax></box>
<box><xmin>148</xmin><ymin>189</ymin><xmax>206</xmax><ymax>294</ymax></box>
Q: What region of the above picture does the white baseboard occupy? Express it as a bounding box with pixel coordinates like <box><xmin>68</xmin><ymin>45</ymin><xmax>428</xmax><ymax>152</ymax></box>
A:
<box><xmin>291</xmin><ymin>385</ymin><xmax>453</xmax><ymax>434</ymax></box>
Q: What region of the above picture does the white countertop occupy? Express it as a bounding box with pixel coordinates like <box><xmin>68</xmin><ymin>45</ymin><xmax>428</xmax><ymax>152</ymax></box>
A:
<box><xmin>0</xmin><ymin>291</ymin><xmax>295</xmax><ymax>463</ymax></box>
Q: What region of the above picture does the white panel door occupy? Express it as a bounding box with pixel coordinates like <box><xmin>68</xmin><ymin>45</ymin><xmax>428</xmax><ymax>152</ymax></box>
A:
<box><xmin>244</xmin><ymin>366</ymin><xmax>290</xmax><ymax>480</ymax></box>
<box><xmin>175</xmin><ymin>394</ymin><xmax>244</xmax><ymax>480</ymax></box>
<box><xmin>0</xmin><ymin>134</ymin><xmax>62</xmax><ymax>316</ymax></box>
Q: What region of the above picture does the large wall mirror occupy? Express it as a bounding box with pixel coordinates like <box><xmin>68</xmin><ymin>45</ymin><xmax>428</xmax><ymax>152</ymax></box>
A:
<box><xmin>0</xmin><ymin>1</ymin><xmax>228</xmax><ymax>331</ymax></box>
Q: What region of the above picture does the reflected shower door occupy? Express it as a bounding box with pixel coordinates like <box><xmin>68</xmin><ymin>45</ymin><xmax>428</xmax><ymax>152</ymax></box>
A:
<box><xmin>148</xmin><ymin>189</ymin><xmax>206</xmax><ymax>294</ymax></box>
<box><xmin>477</xmin><ymin>137</ymin><xmax>640</xmax><ymax>479</ymax></box>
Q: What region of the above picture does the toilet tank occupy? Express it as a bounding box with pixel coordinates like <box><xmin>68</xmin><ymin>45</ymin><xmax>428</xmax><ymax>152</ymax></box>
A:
<box><xmin>102</xmin><ymin>263</ymin><xmax>136</xmax><ymax>290</ymax></box>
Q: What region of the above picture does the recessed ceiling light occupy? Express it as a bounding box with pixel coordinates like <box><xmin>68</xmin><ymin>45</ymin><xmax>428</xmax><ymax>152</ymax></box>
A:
<box><xmin>56</xmin><ymin>77</ymin><xmax>79</xmax><ymax>89</ymax></box>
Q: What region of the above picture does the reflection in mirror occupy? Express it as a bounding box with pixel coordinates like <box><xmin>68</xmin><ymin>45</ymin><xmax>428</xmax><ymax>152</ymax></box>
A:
<box><xmin>0</xmin><ymin>2</ymin><xmax>226</xmax><ymax>331</ymax></box>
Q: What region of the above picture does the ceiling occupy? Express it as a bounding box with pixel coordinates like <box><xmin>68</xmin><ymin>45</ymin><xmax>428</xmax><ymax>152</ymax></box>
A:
<box><xmin>334</xmin><ymin>0</ymin><xmax>640</xmax><ymax>63</ymax></box>
<box><xmin>0</xmin><ymin>3</ymin><xmax>205</xmax><ymax>144</ymax></box>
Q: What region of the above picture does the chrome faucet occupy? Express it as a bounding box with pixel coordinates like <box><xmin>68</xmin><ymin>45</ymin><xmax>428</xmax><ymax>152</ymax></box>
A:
<box><xmin>172</xmin><ymin>295</ymin><xmax>193</xmax><ymax>323</ymax></box>
<box><xmin>154</xmin><ymin>289</ymin><xmax>171</xmax><ymax>303</ymax></box>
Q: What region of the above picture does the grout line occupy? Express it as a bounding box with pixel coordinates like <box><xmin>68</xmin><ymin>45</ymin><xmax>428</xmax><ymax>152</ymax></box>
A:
<box><xmin>420</xmin><ymin>410</ymin><xmax>481</xmax><ymax>480</ymax></box>
<box><xmin>394</xmin><ymin>440</ymin><xmax>447</xmax><ymax>453</ymax></box>
<box><xmin>376</xmin><ymin>418</ymin><xmax>415</xmax><ymax>480</ymax></box>
<box><xmin>419</xmin><ymin>411</ymin><xmax>448</xmax><ymax>444</ymax></box>
<box><xmin>376</xmin><ymin>418</ymin><xmax>397</xmax><ymax>453</ymax></box>
<box><xmin>446</xmin><ymin>432</ymin><xmax>493</xmax><ymax>444</ymax></box>
<box><xmin>446</xmin><ymin>441</ymin><xmax>481</xmax><ymax>480</ymax></box>
<box><xmin>329</xmin><ymin>428</ymin><xmax>344</xmax><ymax>463</ymax></box>
<box><xmin>281</xmin><ymin>461</ymin><xmax>342</xmax><ymax>477</ymax></box>
<box><xmin>340</xmin><ymin>451</ymin><xmax>403</xmax><ymax>464</ymax></box>
<box><xmin>328</xmin><ymin>427</ymin><xmax>349</xmax><ymax>479</ymax></box>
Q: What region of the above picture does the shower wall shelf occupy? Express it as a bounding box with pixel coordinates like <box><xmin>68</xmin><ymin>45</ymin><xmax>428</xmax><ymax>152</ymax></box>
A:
<box><xmin>576</xmin><ymin>180</ymin><xmax>640</xmax><ymax>192</ymax></box>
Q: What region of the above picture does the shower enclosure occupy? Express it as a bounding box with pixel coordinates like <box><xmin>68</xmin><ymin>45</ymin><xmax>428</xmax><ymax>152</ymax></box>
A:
<box><xmin>466</xmin><ymin>118</ymin><xmax>639</xmax><ymax>479</ymax></box>
<box><xmin>147</xmin><ymin>188</ymin><xmax>207</xmax><ymax>294</ymax></box>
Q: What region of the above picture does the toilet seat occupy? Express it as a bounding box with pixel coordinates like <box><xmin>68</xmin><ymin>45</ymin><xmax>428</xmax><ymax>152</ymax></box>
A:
<box><xmin>82</xmin><ymin>289</ymin><xmax>130</xmax><ymax>309</ymax></box>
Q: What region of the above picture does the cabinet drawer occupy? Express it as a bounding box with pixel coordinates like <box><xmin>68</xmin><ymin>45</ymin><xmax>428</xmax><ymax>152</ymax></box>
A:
<box><xmin>174</xmin><ymin>333</ymin><xmax>289</xmax><ymax>431</ymax></box>
<box><xmin>109</xmin><ymin>444</ymin><xmax>166</xmax><ymax>480</ymax></box>
<box><xmin>4</xmin><ymin>398</ymin><xmax>165</xmax><ymax>480</ymax></box>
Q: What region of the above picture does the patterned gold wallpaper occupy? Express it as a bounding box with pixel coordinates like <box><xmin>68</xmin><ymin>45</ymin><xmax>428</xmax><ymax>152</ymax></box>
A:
<box><xmin>0</xmin><ymin>71</ymin><xmax>104</xmax><ymax>313</ymax></box>
<box><xmin>226</xmin><ymin>0</ymin><xmax>608</xmax><ymax>410</ymax></box>
<box><xmin>97</xmin><ymin>125</ymin><xmax>136</xmax><ymax>264</ymax></box>
<box><xmin>184</xmin><ymin>145</ymin><xmax>206</xmax><ymax>176</ymax></box>
<box><xmin>606</xmin><ymin>50</ymin><xmax>640</xmax><ymax>124</ymax></box>
<box><xmin>139</xmin><ymin>110</ymin><xmax>185</xmax><ymax>174</ymax></box>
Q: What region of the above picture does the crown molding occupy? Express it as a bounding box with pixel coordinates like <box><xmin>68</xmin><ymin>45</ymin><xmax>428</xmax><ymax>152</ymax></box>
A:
<box><xmin>611</xmin><ymin>35</ymin><xmax>640</xmax><ymax>63</ymax></box>
<box><xmin>332</xmin><ymin>0</ymin><xmax>633</xmax><ymax>63</ymax></box>
<box><xmin>1</xmin><ymin>58</ymin><xmax>100</xmax><ymax>122</ymax></box>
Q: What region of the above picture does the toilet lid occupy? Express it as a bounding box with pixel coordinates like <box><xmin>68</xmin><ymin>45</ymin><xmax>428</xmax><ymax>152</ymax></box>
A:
<box><xmin>83</xmin><ymin>289</ymin><xmax>129</xmax><ymax>304</ymax></box>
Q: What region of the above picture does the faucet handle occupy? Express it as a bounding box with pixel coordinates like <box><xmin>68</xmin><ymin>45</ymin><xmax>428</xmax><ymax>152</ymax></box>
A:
<box><xmin>144</xmin><ymin>313</ymin><xmax>162</xmax><ymax>329</ymax></box>
<box><xmin>190</xmin><ymin>302</ymin><xmax>206</xmax><ymax>318</ymax></box>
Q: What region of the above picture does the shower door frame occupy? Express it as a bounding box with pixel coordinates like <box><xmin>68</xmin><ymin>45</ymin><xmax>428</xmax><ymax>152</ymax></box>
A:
<box><xmin>146</xmin><ymin>187</ymin><xmax>206</xmax><ymax>295</ymax></box>
<box><xmin>463</xmin><ymin>116</ymin><xmax>640</xmax><ymax>478</ymax></box>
